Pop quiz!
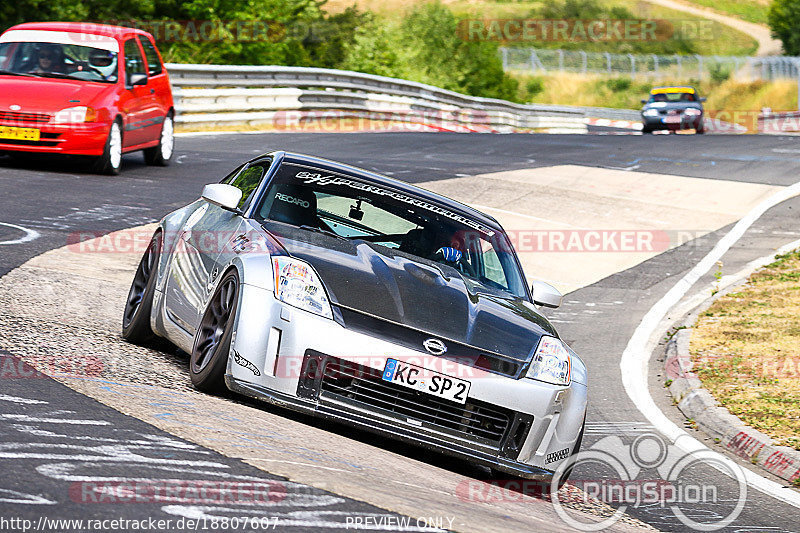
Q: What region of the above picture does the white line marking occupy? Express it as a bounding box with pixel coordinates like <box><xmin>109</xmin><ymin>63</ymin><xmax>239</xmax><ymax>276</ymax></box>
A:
<box><xmin>0</xmin><ymin>414</ymin><xmax>109</xmax><ymax>425</ymax></box>
<box><xmin>0</xmin><ymin>221</ymin><xmax>39</xmax><ymax>245</ymax></box>
<box><xmin>0</xmin><ymin>394</ymin><xmax>47</xmax><ymax>404</ymax></box>
<box><xmin>0</xmin><ymin>489</ymin><xmax>55</xmax><ymax>505</ymax></box>
<box><xmin>620</xmin><ymin>179</ymin><xmax>800</xmax><ymax>508</ymax></box>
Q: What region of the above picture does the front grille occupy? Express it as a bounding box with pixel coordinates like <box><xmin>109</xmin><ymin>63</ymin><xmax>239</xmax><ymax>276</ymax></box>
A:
<box><xmin>319</xmin><ymin>356</ymin><xmax>513</xmax><ymax>445</ymax></box>
<box><xmin>0</xmin><ymin>111</ymin><xmax>51</xmax><ymax>123</ymax></box>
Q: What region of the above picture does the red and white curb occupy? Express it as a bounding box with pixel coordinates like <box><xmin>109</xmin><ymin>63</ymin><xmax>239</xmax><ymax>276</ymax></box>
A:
<box><xmin>667</xmin><ymin>313</ymin><xmax>800</xmax><ymax>484</ymax></box>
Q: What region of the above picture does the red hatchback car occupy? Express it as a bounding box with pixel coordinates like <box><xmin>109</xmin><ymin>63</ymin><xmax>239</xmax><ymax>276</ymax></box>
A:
<box><xmin>0</xmin><ymin>22</ymin><xmax>174</xmax><ymax>174</ymax></box>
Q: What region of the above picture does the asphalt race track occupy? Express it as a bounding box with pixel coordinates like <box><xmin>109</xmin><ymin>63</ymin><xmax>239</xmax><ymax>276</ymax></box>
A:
<box><xmin>2</xmin><ymin>132</ymin><xmax>800</xmax><ymax>532</ymax></box>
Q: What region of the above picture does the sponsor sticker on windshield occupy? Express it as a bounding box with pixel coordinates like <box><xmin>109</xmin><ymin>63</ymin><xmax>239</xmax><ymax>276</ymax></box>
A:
<box><xmin>292</xmin><ymin>168</ymin><xmax>495</xmax><ymax>236</ymax></box>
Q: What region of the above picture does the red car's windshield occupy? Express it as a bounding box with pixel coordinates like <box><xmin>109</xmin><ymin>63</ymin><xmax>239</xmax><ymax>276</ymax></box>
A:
<box><xmin>0</xmin><ymin>40</ymin><xmax>118</xmax><ymax>83</ymax></box>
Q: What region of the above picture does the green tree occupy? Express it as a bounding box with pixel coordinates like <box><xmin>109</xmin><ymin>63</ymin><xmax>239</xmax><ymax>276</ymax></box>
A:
<box><xmin>769</xmin><ymin>0</ymin><xmax>800</xmax><ymax>55</ymax></box>
<box><xmin>343</xmin><ymin>2</ymin><xmax>519</xmax><ymax>101</ymax></box>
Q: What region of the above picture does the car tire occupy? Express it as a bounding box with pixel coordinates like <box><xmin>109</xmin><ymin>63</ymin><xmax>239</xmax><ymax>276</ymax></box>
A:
<box><xmin>122</xmin><ymin>232</ymin><xmax>161</xmax><ymax>343</ymax></box>
<box><xmin>93</xmin><ymin>120</ymin><xmax>123</xmax><ymax>175</ymax></box>
<box><xmin>190</xmin><ymin>270</ymin><xmax>239</xmax><ymax>392</ymax></box>
<box><xmin>641</xmin><ymin>126</ymin><xmax>652</xmax><ymax>134</ymax></box>
<box><xmin>144</xmin><ymin>113</ymin><xmax>174</xmax><ymax>166</ymax></box>
<box><xmin>695</xmin><ymin>126</ymin><xmax>705</xmax><ymax>134</ymax></box>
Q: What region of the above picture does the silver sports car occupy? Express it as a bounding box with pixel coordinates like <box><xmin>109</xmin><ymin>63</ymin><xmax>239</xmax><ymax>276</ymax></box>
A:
<box><xmin>122</xmin><ymin>151</ymin><xmax>588</xmax><ymax>482</ymax></box>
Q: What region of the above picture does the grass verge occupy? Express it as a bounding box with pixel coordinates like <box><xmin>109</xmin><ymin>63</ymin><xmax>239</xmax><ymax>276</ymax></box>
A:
<box><xmin>679</xmin><ymin>0</ymin><xmax>770</xmax><ymax>25</ymax></box>
<box><xmin>691</xmin><ymin>249</ymin><xmax>800</xmax><ymax>451</ymax></box>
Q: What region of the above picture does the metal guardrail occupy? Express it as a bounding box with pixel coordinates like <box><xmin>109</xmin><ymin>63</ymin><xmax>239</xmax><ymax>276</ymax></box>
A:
<box><xmin>165</xmin><ymin>63</ymin><xmax>587</xmax><ymax>133</ymax></box>
<box><xmin>758</xmin><ymin>110</ymin><xmax>800</xmax><ymax>134</ymax></box>
<box><xmin>501</xmin><ymin>48</ymin><xmax>800</xmax><ymax>82</ymax></box>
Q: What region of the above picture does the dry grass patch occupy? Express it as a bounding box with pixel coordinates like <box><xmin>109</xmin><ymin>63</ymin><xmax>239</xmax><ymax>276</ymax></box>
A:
<box><xmin>691</xmin><ymin>249</ymin><xmax>800</xmax><ymax>451</ymax></box>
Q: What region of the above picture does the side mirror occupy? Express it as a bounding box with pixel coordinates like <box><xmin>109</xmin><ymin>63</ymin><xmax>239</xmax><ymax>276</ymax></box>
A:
<box><xmin>531</xmin><ymin>280</ymin><xmax>562</xmax><ymax>309</ymax></box>
<box><xmin>128</xmin><ymin>73</ymin><xmax>147</xmax><ymax>87</ymax></box>
<box><xmin>641</xmin><ymin>99</ymin><xmax>647</xmax><ymax>104</ymax></box>
<box><xmin>699</xmin><ymin>97</ymin><xmax>707</xmax><ymax>102</ymax></box>
<box><xmin>202</xmin><ymin>184</ymin><xmax>242</xmax><ymax>212</ymax></box>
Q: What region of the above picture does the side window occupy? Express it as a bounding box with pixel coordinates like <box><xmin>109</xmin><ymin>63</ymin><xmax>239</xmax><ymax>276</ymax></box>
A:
<box><xmin>230</xmin><ymin>164</ymin><xmax>266</xmax><ymax>209</ymax></box>
<box><xmin>123</xmin><ymin>39</ymin><xmax>146</xmax><ymax>83</ymax></box>
<box><xmin>138</xmin><ymin>36</ymin><xmax>163</xmax><ymax>76</ymax></box>
<box><xmin>220</xmin><ymin>164</ymin><xmax>244</xmax><ymax>185</ymax></box>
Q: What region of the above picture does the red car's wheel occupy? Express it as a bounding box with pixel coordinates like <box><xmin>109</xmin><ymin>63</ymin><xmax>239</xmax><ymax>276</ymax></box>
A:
<box><xmin>144</xmin><ymin>113</ymin><xmax>174</xmax><ymax>166</ymax></box>
<box><xmin>93</xmin><ymin>120</ymin><xmax>123</xmax><ymax>175</ymax></box>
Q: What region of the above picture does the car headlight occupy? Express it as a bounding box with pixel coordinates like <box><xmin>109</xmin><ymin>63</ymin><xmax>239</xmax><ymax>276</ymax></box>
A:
<box><xmin>272</xmin><ymin>256</ymin><xmax>332</xmax><ymax>319</ymax></box>
<box><xmin>683</xmin><ymin>108</ymin><xmax>702</xmax><ymax>116</ymax></box>
<box><xmin>53</xmin><ymin>106</ymin><xmax>97</xmax><ymax>124</ymax></box>
<box><xmin>642</xmin><ymin>109</ymin><xmax>660</xmax><ymax>117</ymax></box>
<box><xmin>526</xmin><ymin>336</ymin><xmax>571</xmax><ymax>386</ymax></box>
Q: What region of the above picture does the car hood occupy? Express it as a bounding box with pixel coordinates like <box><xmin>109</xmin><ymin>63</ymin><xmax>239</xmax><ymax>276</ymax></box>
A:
<box><xmin>266</xmin><ymin>223</ymin><xmax>557</xmax><ymax>362</ymax></box>
<box><xmin>642</xmin><ymin>101</ymin><xmax>703</xmax><ymax>112</ymax></box>
<box><xmin>0</xmin><ymin>76</ymin><xmax>110</xmax><ymax>112</ymax></box>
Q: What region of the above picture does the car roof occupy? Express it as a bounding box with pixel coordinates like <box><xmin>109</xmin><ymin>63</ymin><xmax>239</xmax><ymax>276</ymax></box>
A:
<box><xmin>650</xmin><ymin>86</ymin><xmax>696</xmax><ymax>95</ymax></box>
<box><xmin>259</xmin><ymin>151</ymin><xmax>503</xmax><ymax>232</ymax></box>
<box><xmin>5</xmin><ymin>22</ymin><xmax>152</xmax><ymax>40</ymax></box>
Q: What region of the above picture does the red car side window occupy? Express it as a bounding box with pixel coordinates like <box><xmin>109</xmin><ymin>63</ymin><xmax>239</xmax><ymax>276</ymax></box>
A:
<box><xmin>123</xmin><ymin>39</ymin><xmax>146</xmax><ymax>82</ymax></box>
<box><xmin>138</xmin><ymin>36</ymin><xmax>163</xmax><ymax>76</ymax></box>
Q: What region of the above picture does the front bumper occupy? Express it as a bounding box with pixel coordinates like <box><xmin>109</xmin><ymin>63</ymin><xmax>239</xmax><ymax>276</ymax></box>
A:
<box><xmin>224</xmin><ymin>284</ymin><xmax>588</xmax><ymax>480</ymax></box>
<box><xmin>0</xmin><ymin>121</ymin><xmax>109</xmax><ymax>156</ymax></box>
<box><xmin>642</xmin><ymin>114</ymin><xmax>703</xmax><ymax>131</ymax></box>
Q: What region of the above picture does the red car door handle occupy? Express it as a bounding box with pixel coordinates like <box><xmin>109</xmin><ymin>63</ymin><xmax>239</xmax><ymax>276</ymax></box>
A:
<box><xmin>150</xmin><ymin>89</ymin><xmax>155</xmax><ymax>94</ymax></box>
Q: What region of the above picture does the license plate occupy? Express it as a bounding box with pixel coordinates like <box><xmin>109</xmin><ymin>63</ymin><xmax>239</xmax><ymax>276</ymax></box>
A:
<box><xmin>0</xmin><ymin>126</ymin><xmax>40</xmax><ymax>141</ymax></box>
<box><xmin>382</xmin><ymin>358</ymin><xmax>470</xmax><ymax>404</ymax></box>
<box><xmin>663</xmin><ymin>116</ymin><xmax>681</xmax><ymax>124</ymax></box>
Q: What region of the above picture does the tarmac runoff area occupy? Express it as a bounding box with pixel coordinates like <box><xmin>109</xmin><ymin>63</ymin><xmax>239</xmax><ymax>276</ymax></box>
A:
<box><xmin>420</xmin><ymin>165</ymin><xmax>781</xmax><ymax>293</ymax></box>
<box><xmin>0</xmin><ymin>163</ymin><xmax>783</xmax><ymax>531</ymax></box>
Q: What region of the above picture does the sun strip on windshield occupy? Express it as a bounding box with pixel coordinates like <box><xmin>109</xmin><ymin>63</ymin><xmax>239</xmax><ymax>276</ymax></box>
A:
<box><xmin>289</xmin><ymin>164</ymin><xmax>495</xmax><ymax>237</ymax></box>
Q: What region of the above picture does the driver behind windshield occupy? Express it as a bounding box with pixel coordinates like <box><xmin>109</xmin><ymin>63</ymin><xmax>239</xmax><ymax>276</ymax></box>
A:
<box><xmin>31</xmin><ymin>44</ymin><xmax>66</xmax><ymax>73</ymax></box>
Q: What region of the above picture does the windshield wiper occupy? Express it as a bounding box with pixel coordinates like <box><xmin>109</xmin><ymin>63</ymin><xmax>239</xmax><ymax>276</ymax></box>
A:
<box><xmin>0</xmin><ymin>69</ymin><xmax>35</xmax><ymax>77</ymax></box>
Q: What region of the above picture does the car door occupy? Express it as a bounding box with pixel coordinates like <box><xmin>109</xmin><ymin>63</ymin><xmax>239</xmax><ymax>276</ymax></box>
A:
<box><xmin>164</xmin><ymin>161</ymin><xmax>270</xmax><ymax>335</ymax></box>
<box><xmin>120</xmin><ymin>38</ymin><xmax>153</xmax><ymax>147</ymax></box>
<box><xmin>137</xmin><ymin>35</ymin><xmax>170</xmax><ymax>142</ymax></box>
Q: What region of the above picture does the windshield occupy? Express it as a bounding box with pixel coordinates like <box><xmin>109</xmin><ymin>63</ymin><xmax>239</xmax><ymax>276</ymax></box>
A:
<box><xmin>648</xmin><ymin>91</ymin><xmax>696</xmax><ymax>103</ymax></box>
<box><xmin>255</xmin><ymin>162</ymin><xmax>528</xmax><ymax>299</ymax></box>
<box><xmin>0</xmin><ymin>41</ymin><xmax>118</xmax><ymax>83</ymax></box>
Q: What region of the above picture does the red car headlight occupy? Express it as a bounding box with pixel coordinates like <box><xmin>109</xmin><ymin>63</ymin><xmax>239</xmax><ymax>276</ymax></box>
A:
<box><xmin>52</xmin><ymin>106</ymin><xmax>97</xmax><ymax>124</ymax></box>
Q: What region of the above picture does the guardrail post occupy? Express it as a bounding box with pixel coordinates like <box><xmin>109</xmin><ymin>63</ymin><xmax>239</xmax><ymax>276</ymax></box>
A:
<box><xmin>653</xmin><ymin>54</ymin><xmax>658</xmax><ymax>77</ymax></box>
<box><xmin>796</xmin><ymin>59</ymin><xmax>800</xmax><ymax>110</ymax></box>
<box><xmin>580</xmin><ymin>51</ymin><xmax>587</xmax><ymax>74</ymax></box>
<box><xmin>501</xmin><ymin>47</ymin><xmax>509</xmax><ymax>70</ymax></box>
<box><xmin>676</xmin><ymin>55</ymin><xmax>681</xmax><ymax>78</ymax></box>
<box><xmin>696</xmin><ymin>55</ymin><xmax>703</xmax><ymax>79</ymax></box>
<box><xmin>628</xmin><ymin>54</ymin><xmax>635</xmax><ymax>77</ymax></box>
<box><xmin>605</xmin><ymin>52</ymin><xmax>611</xmax><ymax>74</ymax></box>
<box><xmin>558</xmin><ymin>49</ymin><xmax>564</xmax><ymax>72</ymax></box>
